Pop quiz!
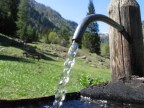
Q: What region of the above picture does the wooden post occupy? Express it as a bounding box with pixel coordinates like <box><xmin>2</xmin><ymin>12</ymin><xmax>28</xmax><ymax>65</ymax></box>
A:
<box><xmin>108</xmin><ymin>0</ymin><xmax>144</xmax><ymax>80</ymax></box>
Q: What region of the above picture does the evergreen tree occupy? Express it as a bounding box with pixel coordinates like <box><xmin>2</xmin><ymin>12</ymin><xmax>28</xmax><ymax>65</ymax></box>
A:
<box><xmin>0</xmin><ymin>0</ymin><xmax>19</xmax><ymax>36</ymax></box>
<box><xmin>26</xmin><ymin>25</ymin><xmax>33</xmax><ymax>42</ymax></box>
<box><xmin>59</xmin><ymin>29</ymin><xmax>70</xmax><ymax>46</ymax></box>
<box><xmin>101</xmin><ymin>42</ymin><xmax>110</xmax><ymax>56</ymax></box>
<box><xmin>82</xmin><ymin>0</ymin><xmax>101</xmax><ymax>54</ymax></box>
<box><xmin>16</xmin><ymin>0</ymin><xmax>29</xmax><ymax>42</ymax></box>
<box><xmin>32</xmin><ymin>29</ymin><xmax>39</xmax><ymax>42</ymax></box>
<box><xmin>47</xmin><ymin>30</ymin><xmax>59</xmax><ymax>44</ymax></box>
<box><xmin>9</xmin><ymin>0</ymin><xmax>20</xmax><ymax>36</ymax></box>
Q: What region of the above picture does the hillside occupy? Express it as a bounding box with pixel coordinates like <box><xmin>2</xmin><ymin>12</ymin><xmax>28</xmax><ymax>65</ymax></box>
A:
<box><xmin>29</xmin><ymin>0</ymin><xmax>78</xmax><ymax>34</ymax></box>
<box><xmin>0</xmin><ymin>34</ymin><xmax>110</xmax><ymax>100</ymax></box>
<box><xmin>0</xmin><ymin>0</ymin><xmax>77</xmax><ymax>37</ymax></box>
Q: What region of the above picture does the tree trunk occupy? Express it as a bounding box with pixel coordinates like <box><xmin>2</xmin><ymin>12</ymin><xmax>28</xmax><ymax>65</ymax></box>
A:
<box><xmin>108</xmin><ymin>0</ymin><xmax>144</xmax><ymax>81</ymax></box>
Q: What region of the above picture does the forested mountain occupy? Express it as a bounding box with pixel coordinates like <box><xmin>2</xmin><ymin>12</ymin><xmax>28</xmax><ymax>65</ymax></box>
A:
<box><xmin>0</xmin><ymin>0</ymin><xmax>77</xmax><ymax>38</ymax></box>
<box><xmin>142</xmin><ymin>21</ymin><xmax>144</xmax><ymax>43</ymax></box>
<box><xmin>29</xmin><ymin>0</ymin><xmax>77</xmax><ymax>34</ymax></box>
<box><xmin>142</xmin><ymin>21</ymin><xmax>144</xmax><ymax>35</ymax></box>
<box><xmin>0</xmin><ymin>0</ymin><xmax>19</xmax><ymax>36</ymax></box>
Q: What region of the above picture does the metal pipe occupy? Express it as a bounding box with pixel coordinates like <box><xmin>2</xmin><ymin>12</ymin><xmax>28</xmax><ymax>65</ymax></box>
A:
<box><xmin>72</xmin><ymin>14</ymin><xmax>125</xmax><ymax>43</ymax></box>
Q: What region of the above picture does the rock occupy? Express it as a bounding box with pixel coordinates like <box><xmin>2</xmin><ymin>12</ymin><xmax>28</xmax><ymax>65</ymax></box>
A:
<box><xmin>60</xmin><ymin>53</ymin><xmax>67</xmax><ymax>58</ymax></box>
<box><xmin>52</xmin><ymin>52</ymin><xmax>57</xmax><ymax>55</ymax></box>
<box><xmin>86</xmin><ymin>58</ymin><xmax>91</xmax><ymax>62</ymax></box>
<box><xmin>99</xmin><ymin>59</ymin><xmax>104</xmax><ymax>62</ymax></box>
<box><xmin>99</xmin><ymin>62</ymin><xmax>103</xmax><ymax>65</ymax></box>
<box><xmin>84</xmin><ymin>60</ymin><xmax>89</xmax><ymax>64</ymax></box>
<box><xmin>80</xmin><ymin>76</ymin><xmax>144</xmax><ymax>104</ymax></box>
<box><xmin>91</xmin><ymin>64</ymin><xmax>97</xmax><ymax>68</ymax></box>
<box><xmin>77</xmin><ymin>56</ymin><xmax>87</xmax><ymax>59</ymax></box>
<box><xmin>56</xmin><ymin>57</ymin><xmax>60</xmax><ymax>60</ymax></box>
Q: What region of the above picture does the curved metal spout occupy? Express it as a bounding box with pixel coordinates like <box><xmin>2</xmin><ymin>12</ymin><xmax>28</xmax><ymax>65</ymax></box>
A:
<box><xmin>72</xmin><ymin>14</ymin><xmax>125</xmax><ymax>43</ymax></box>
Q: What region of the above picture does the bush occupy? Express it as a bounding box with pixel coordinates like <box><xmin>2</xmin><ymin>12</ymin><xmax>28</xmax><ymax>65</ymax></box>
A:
<box><xmin>82</xmin><ymin>32</ymin><xmax>101</xmax><ymax>54</ymax></box>
<box><xmin>79</xmin><ymin>74</ymin><xmax>106</xmax><ymax>87</ymax></box>
<box><xmin>101</xmin><ymin>42</ymin><xmax>109</xmax><ymax>56</ymax></box>
<box><xmin>46</xmin><ymin>31</ymin><xmax>60</xmax><ymax>44</ymax></box>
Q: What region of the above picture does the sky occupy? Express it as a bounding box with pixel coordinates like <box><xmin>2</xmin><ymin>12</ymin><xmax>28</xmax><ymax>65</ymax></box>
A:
<box><xmin>35</xmin><ymin>0</ymin><xmax>144</xmax><ymax>33</ymax></box>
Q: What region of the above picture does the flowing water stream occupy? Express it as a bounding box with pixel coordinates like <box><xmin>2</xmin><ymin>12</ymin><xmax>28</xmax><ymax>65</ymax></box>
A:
<box><xmin>52</xmin><ymin>41</ymin><xmax>79</xmax><ymax>108</ymax></box>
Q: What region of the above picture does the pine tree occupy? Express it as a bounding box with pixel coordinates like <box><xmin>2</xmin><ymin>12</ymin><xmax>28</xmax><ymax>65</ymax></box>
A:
<box><xmin>0</xmin><ymin>0</ymin><xmax>9</xmax><ymax>34</ymax></box>
<box><xmin>59</xmin><ymin>28</ymin><xmax>70</xmax><ymax>46</ymax></box>
<box><xmin>82</xmin><ymin>0</ymin><xmax>101</xmax><ymax>54</ymax></box>
<box><xmin>9</xmin><ymin>0</ymin><xmax>20</xmax><ymax>36</ymax></box>
<box><xmin>0</xmin><ymin>0</ymin><xmax>19</xmax><ymax>36</ymax></box>
<box><xmin>16</xmin><ymin>0</ymin><xmax>29</xmax><ymax>42</ymax></box>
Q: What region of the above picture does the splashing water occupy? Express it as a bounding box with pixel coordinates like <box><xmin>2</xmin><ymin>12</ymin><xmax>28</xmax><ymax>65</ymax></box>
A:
<box><xmin>53</xmin><ymin>41</ymin><xmax>79</xmax><ymax>108</ymax></box>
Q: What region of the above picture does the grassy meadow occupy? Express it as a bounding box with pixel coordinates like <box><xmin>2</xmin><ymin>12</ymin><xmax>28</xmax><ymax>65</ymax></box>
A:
<box><xmin>0</xmin><ymin>35</ymin><xmax>111</xmax><ymax>100</ymax></box>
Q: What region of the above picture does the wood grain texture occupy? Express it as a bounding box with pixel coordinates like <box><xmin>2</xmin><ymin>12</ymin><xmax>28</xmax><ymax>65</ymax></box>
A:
<box><xmin>108</xmin><ymin>0</ymin><xmax>144</xmax><ymax>80</ymax></box>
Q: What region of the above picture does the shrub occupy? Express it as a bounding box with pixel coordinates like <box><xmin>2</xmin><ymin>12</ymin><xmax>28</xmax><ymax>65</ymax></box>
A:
<box><xmin>46</xmin><ymin>31</ymin><xmax>60</xmax><ymax>44</ymax></box>
<box><xmin>101</xmin><ymin>42</ymin><xmax>109</xmax><ymax>56</ymax></box>
<box><xmin>79</xmin><ymin>74</ymin><xmax>106</xmax><ymax>87</ymax></box>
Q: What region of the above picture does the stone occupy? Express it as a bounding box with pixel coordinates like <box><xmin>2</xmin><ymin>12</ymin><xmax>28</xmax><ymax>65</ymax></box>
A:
<box><xmin>91</xmin><ymin>64</ymin><xmax>97</xmax><ymax>68</ymax></box>
<box><xmin>80</xmin><ymin>76</ymin><xmax>144</xmax><ymax>103</ymax></box>
<box><xmin>77</xmin><ymin>56</ymin><xmax>87</xmax><ymax>59</ymax></box>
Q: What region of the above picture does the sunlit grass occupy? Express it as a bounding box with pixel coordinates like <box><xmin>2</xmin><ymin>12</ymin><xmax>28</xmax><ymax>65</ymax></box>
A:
<box><xmin>0</xmin><ymin>57</ymin><xmax>110</xmax><ymax>100</ymax></box>
<box><xmin>0</xmin><ymin>41</ymin><xmax>110</xmax><ymax>100</ymax></box>
<box><xmin>0</xmin><ymin>59</ymin><xmax>61</xmax><ymax>99</ymax></box>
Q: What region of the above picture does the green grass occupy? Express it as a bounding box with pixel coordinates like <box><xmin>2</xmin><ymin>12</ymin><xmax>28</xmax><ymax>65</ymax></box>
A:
<box><xmin>0</xmin><ymin>36</ymin><xmax>110</xmax><ymax>100</ymax></box>
<box><xmin>0</xmin><ymin>59</ymin><xmax>61</xmax><ymax>99</ymax></box>
<box><xmin>0</xmin><ymin>57</ymin><xmax>110</xmax><ymax>100</ymax></box>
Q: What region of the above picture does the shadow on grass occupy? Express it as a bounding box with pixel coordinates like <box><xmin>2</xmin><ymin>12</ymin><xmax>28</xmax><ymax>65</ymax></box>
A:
<box><xmin>0</xmin><ymin>34</ymin><xmax>38</xmax><ymax>52</ymax></box>
<box><xmin>24</xmin><ymin>52</ymin><xmax>55</xmax><ymax>61</ymax></box>
<box><xmin>41</xmin><ymin>54</ymin><xmax>54</xmax><ymax>61</ymax></box>
<box><xmin>0</xmin><ymin>34</ymin><xmax>57</xmax><ymax>62</ymax></box>
<box><xmin>0</xmin><ymin>34</ymin><xmax>23</xmax><ymax>48</ymax></box>
<box><xmin>42</xmin><ymin>52</ymin><xmax>59</xmax><ymax>58</ymax></box>
<box><xmin>0</xmin><ymin>55</ymin><xmax>34</xmax><ymax>63</ymax></box>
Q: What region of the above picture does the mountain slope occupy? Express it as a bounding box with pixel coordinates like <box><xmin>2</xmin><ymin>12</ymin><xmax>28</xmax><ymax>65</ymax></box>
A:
<box><xmin>29</xmin><ymin>0</ymin><xmax>78</xmax><ymax>34</ymax></box>
<box><xmin>142</xmin><ymin>21</ymin><xmax>144</xmax><ymax>35</ymax></box>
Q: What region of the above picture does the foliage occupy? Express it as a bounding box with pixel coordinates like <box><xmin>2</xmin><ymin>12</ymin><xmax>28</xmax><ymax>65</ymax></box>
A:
<box><xmin>79</xmin><ymin>74</ymin><xmax>93</xmax><ymax>87</ymax></box>
<box><xmin>16</xmin><ymin>0</ymin><xmax>29</xmax><ymax>41</ymax></box>
<box><xmin>45</xmin><ymin>29</ymin><xmax>70</xmax><ymax>46</ymax></box>
<box><xmin>46</xmin><ymin>31</ymin><xmax>60</xmax><ymax>44</ymax></box>
<box><xmin>142</xmin><ymin>21</ymin><xmax>144</xmax><ymax>42</ymax></box>
<box><xmin>16</xmin><ymin>0</ymin><xmax>40</xmax><ymax>43</ymax></box>
<box><xmin>87</xmin><ymin>0</ymin><xmax>99</xmax><ymax>33</ymax></box>
<box><xmin>0</xmin><ymin>45</ymin><xmax>110</xmax><ymax>99</ymax></box>
<box><xmin>26</xmin><ymin>26</ymin><xmax>39</xmax><ymax>42</ymax></box>
<box><xmin>29</xmin><ymin>0</ymin><xmax>77</xmax><ymax>35</ymax></box>
<box><xmin>79</xmin><ymin>74</ymin><xmax>106</xmax><ymax>87</ymax></box>
<box><xmin>0</xmin><ymin>34</ymin><xmax>110</xmax><ymax>99</ymax></box>
<box><xmin>101</xmin><ymin>42</ymin><xmax>110</xmax><ymax>56</ymax></box>
<box><xmin>0</xmin><ymin>0</ymin><xmax>77</xmax><ymax>43</ymax></box>
<box><xmin>0</xmin><ymin>0</ymin><xmax>19</xmax><ymax>36</ymax></box>
<box><xmin>59</xmin><ymin>29</ymin><xmax>70</xmax><ymax>46</ymax></box>
<box><xmin>83</xmin><ymin>32</ymin><xmax>101</xmax><ymax>54</ymax></box>
<box><xmin>82</xmin><ymin>0</ymin><xmax>101</xmax><ymax>54</ymax></box>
